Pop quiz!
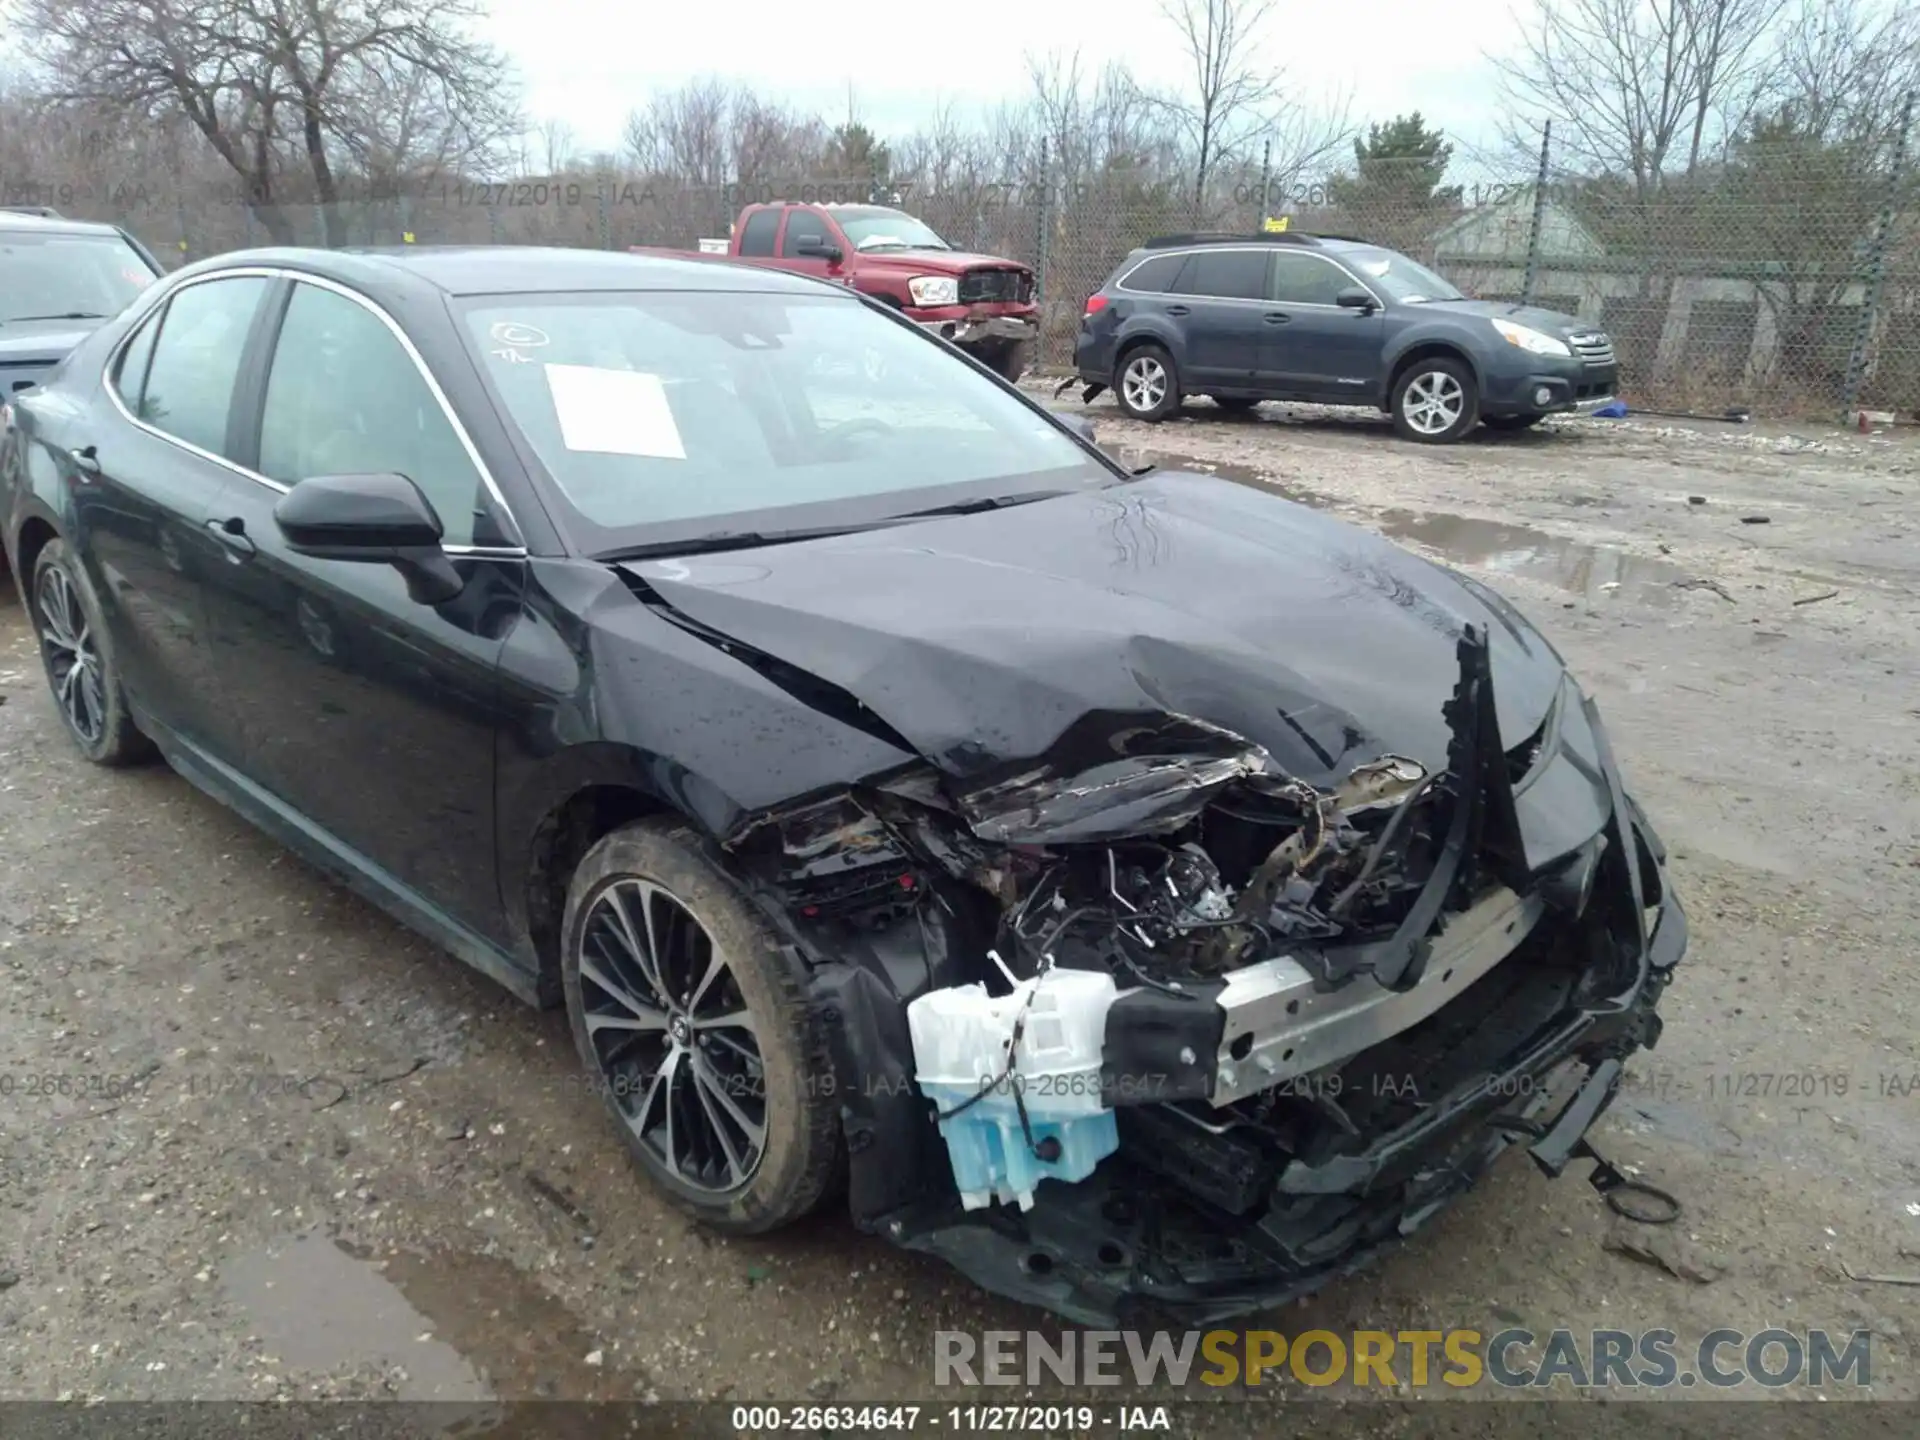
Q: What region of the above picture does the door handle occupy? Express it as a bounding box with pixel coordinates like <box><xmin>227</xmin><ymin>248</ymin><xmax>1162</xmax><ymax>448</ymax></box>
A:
<box><xmin>1264</xmin><ymin>312</ymin><xmax>1292</xmax><ymax>324</ymax></box>
<box><xmin>1164</xmin><ymin>305</ymin><xmax>1191</xmax><ymax>317</ymax></box>
<box><xmin>71</xmin><ymin>444</ymin><xmax>101</xmax><ymax>478</ymax></box>
<box><xmin>207</xmin><ymin>515</ymin><xmax>256</xmax><ymax>558</ymax></box>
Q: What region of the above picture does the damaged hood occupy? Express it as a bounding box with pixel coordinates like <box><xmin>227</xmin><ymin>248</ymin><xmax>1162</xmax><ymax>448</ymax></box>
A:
<box><xmin>624</xmin><ymin>473</ymin><xmax>1567</xmax><ymax>792</ymax></box>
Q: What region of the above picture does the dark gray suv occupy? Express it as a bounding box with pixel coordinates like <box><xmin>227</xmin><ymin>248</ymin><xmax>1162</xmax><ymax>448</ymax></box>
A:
<box><xmin>1071</xmin><ymin>232</ymin><xmax>1619</xmax><ymax>443</ymax></box>
<box><xmin>0</xmin><ymin>208</ymin><xmax>165</xmax><ymax>400</ymax></box>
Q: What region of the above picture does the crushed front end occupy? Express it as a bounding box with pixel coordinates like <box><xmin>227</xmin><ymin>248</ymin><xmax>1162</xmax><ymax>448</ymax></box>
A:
<box><xmin>724</xmin><ymin>625</ymin><xmax>1685</xmax><ymax>1326</ymax></box>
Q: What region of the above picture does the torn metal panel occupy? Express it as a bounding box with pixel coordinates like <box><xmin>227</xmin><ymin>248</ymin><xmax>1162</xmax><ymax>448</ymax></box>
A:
<box><xmin>620</xmin><ymin>470</ymin><xmax>1567</xmax><ymax>795</ymax></box>
<box><xmin>954</xmin><ymin>739</ymin><xmax>1268</xmax><ymax>845</ymax></box>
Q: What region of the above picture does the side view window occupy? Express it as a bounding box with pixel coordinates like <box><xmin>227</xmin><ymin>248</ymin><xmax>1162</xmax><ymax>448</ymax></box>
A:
<box><xmin>779</xmin><ymin>210</ymin><xmax>830</xmax><ymax>257</ymax></box>
<box><xmin>1173</xmin><ymin>249</ymin><xmax>1268</xmax><ymax>301</ymax></box>
<box><xmin>259</xmin><ymin>282</ymin><xmax>486</xmax><ymax>547</ymax></box>
<box><xmin>137</xmin><ymin>276</ymin><xmax>270</xmax><ymax>457</ymax></box>
<box><xmin>1270</xmin><ymin>252</ymin><xmax>1357</xmax><ymax>307</ymax></box>
<box><xmin>737</xmin><ymin>209</ymin><xmax>779</xmax><ymax>257</ymax></box>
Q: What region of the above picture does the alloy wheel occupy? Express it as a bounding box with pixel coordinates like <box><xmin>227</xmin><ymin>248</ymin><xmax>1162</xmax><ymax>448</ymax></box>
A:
<box><xmin>1122</xmin><ymin>355</ymin><xmax>1168</xmax><ymax>413</ymax></box>
<box><xmin>576</xmin><ymin>878</ymin><xmax>767</xmax><ymax>1194</ymax></box>
<box><xmin>1402</xmin><ymin>371</ymin><xmax>1465</xmax><ymax>436</ymax></box>
<box><xmin>36</xmin><ymin>564</ymin><xmax>106</xmax><ymax>746</ymax></box>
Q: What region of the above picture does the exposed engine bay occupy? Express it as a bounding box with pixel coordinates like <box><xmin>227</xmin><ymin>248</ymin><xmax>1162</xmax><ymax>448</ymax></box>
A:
<box><xmin>708</xmin><ymin>624</ymin><xmax>1687</xmax><ymax>1324</ymax></box>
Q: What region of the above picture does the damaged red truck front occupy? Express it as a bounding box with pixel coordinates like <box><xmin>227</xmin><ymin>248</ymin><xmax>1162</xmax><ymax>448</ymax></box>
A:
<box><xmin>633</xmin><ymin>202</ymin><xmax>1039</xmax><ymax>381</ymax></box>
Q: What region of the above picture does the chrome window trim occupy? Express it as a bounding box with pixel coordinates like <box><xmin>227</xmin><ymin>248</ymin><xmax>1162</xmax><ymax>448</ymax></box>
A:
<box><xmin>101</xmin><ymin>264</ymin><xmax>529</xmax><ymax>555</ymax></box>
<box><xmin>1114</xmin><ymin>245</ymin><xmax>1386</xmax><ymax>310</ymax></box>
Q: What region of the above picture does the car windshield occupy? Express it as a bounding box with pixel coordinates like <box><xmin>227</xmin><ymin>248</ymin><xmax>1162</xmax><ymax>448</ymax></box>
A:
<box><xmin>1340</xmin><ymin>246</ymin><xmax>1464</xmax><ymax>304</ymax></box>
<box><xmin>833</xmin><ymin>207</ymin><xmax>952</xmax><ymax>252</ymax></box>
<box><xmin>0</xmin><ymin>229</ymin><xmax>159</xmax><ymax>323</ymax></box>
<box><xmin>460</xmin><ymin>290</ymin><xmax>1108</xmax><ymax>555</ymax></box>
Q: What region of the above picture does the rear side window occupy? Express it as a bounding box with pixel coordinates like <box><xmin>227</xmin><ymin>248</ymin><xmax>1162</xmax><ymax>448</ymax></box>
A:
<box><xmin>112</xmin><ymin>309</ymin><xmax>162</xmax><ymax>412</ymax></box>
<box><xmin>738</xmin><ymin>209</ymin><xmax>779</xmax><ymax>256</ymax></box>
<box><xmin>137</xmin><ymin>276</ymin><xmax>270</xmax><ymax>458</ymax></box>
<box><xmin>1116</xmin><ymin>253</ymin><xmax>1187</xmax><ymax>293</ymax></box>
<box><xmin>1173</xmin><ymin>249</ymin><xmax>1269</xmax><ymax>301</ymax></box>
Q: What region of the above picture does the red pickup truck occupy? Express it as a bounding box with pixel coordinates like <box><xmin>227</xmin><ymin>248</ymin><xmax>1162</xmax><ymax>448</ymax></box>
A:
<box><xmin>634</xmin><ymin>202</ymin><xmax>1040</xmax><ymax>381</ymax></box>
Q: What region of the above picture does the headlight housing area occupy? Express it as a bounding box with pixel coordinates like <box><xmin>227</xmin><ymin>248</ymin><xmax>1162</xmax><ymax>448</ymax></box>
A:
<box><xmin>1491</xmin><ymin>317</ymin><xmax>1573</xmax><ymax>358</ymax></box>
<box><xmin>908</xmin><ymin>275</ymin><xmax>959</xmax><ymax>307</ymax></box>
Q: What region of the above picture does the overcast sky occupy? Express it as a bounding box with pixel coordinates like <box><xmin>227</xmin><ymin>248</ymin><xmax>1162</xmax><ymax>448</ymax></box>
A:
<box><xmin>484</xmin><ymin>0</ymin><xmax>1533</xmax><ymax>170</ymax></box>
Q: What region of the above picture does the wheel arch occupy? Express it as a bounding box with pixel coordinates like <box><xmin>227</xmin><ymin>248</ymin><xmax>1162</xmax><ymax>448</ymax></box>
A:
<box><xmin>1113</xmin><ymin>325</ymin><xmax>1181</xmax><ymax>375</ymax></box>
<box><xmin>509</xmin><ymin>754</ymin><xmax>686</xmax><ymax>1006</ymax></box>
<box><xmin>1384</xmin><ymin>340</ymin><xmax>1481</xmax><ymax>410</ymax></box>
<box><xmin>11</xmin><ymin>513</ymin><xmax>60</xmax><ymax>602</ymax></box>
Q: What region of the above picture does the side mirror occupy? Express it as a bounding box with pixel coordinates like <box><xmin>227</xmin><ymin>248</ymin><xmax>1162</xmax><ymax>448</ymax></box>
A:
<box><xmin>274</xmin><ymin>472</ymin><xmax>465</xmax><ymax>606</ymax></box>
<box><xmin>1059</xmin><ymin>413</ymin><xmax>1098</xmax><ymax>445</ymax></box>
<box><xmin>1336</xmin><ymin>287</ymin><xmax>1378</xmax><ymax>313</ymax></box>
<box><xmin>796</xmin><ymin>239</ymin><xmax>843</xmax><ymax>264</ymax></box>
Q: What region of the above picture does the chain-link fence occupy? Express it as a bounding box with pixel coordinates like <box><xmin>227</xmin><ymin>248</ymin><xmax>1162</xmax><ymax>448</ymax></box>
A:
<box><xmin>11</xmin><ymin>108</ymin><xmax>1917</xmax><ymax>419</ymax></box>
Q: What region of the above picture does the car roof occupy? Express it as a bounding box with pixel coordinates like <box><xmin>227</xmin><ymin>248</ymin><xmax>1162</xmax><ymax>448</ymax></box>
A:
<box><xmin>182</xmin><ymin>245</ymin><xmax>843</xmax><ymax>299</ymax></box>
<box><xmin>0</xmin><ymin>209</ymin><xmax>134</xmax><ymax>240</ymax></box>
<box><xmin>1131</xmin><ymin>231</ymin><xmax>1378</xmax><ymax>254</ymax></box>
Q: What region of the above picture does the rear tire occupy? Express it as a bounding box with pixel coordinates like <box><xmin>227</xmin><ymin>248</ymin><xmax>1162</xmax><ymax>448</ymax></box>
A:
<box><xmin>561</xmin><ymin>818</ymin><xmax>843</xmax><ymax>1235</ymax></box>
<box><xmin>1115</xmin><ymin>344</ymin><xmax>1180</xmax><ymax>422</ymax></box>
<box><xmin>1483</xmin><ymin>413</ymin><xmax>1545</xmax><ymax>432</ymax></box>
<box><xmin>30</xmin><ymin>538</ymin><xmax>154</xmax><ymax>766</ymax></box>
<box><xmin>1391</xmin><ymin>357</ymin><xmax>1479</xmax><ymax>443</ymax></box>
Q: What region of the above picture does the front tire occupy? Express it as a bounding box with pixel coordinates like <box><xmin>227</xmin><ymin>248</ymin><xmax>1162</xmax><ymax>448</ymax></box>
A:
<box><xmin>1391</xmin><ymin>357</ymin><xmax>1479</xmax><ymax>443</ymax></box>
<box><xmin>1115</xmin><ymin>344</ymin><xmax>1180</xmax><ymax>421</ymax></box>
<box><xmin>561</xmin><ymin>818</ymin><xmax>843</xmax><ymax>1234</ymax></box>
<box><xmin>30</xmin><ymin>538</ymin><xmax>153</xmax><ymax>766</ymax></box>
<box><xmin>979</xmin><ymin>340</ymin><xmax>1030</xmax><ymax>384</ymax></box>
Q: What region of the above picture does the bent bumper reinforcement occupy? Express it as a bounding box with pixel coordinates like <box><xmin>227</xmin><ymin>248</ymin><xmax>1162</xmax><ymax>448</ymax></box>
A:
<box><xmin>1212</xmin><ymin>886</ymin><xmax>1544</xmax><ymax>1106</ymax></box>
<box><xmin>918</xmin><ymin>314</ymin><xmax>1037</xmax><ymax>347</ymax></box>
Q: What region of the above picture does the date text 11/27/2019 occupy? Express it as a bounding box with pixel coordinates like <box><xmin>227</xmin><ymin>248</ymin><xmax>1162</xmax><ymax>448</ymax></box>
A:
<box><xmin>730</xmin><ymin>1405</ymin><xmax>1172</xmax><ymax>1431</ymax></box>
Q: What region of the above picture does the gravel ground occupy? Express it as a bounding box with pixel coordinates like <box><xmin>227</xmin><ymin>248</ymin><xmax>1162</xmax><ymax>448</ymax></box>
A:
<box><xmin>2</xmin><ymin>396</ymin><xmax>1918</xmax><ymax>1433</ymax></box>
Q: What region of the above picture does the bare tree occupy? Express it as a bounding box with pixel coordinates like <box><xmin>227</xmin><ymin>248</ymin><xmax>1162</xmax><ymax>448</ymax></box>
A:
<box><xmin>728</xmin><ymin>92</ymin><xmax>827</xmax><ymax>191</ymax></box>
<box><xmin>1495</xmin><ymin>0</ymin><xmax>1788</xmax><ymax>193</ymax></box>
<box><xmin>16</xmin><ymin>0</ymin><xmax>519</xmax><ymax>244</ymax></box>
<box><xmin>532</xmin><ymin>116</ymin><xmax>578</xmax><ymax>175</ymax></box>
<box><xmin>623</xmin><ymin>77</ymin><xmax>730</xmax><ymax>185</ymax></box>
<box><xmin>1152</xmin><ymin>0</ymin><xmax>1273</xmax><ymax>205</ymax></box>
<box><xmin>1094</xmin><ymin>63</ymin><xmax>1163</xmax><ymax>172</ymax></box>
<box><xmin>1765</xmin><ymin>0</ymin><xmax>1920</xmax><ymax>141</ymax></box>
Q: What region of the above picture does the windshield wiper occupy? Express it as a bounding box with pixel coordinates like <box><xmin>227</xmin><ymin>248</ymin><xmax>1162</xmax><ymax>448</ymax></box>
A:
<box><xmin>5</xmin><ymin>311</ymin><xmax>111</xmax><ymax>323</ymax></box>
<box><xmin>598</xmin><ymin>522</ymin><xmax>883</xmax><ymax>562</ymax></box>
<box><xmin>888</xmin><ymin>488</ymin><xmax>1075</xmax><ymax>521</ymax></box>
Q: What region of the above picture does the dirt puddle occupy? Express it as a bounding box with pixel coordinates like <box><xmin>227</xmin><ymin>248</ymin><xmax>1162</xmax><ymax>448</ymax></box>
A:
<box><xmin>1153</xmin><ymin>453</ymin><xmax>1689</xmax><ymax>607</ymax></box>
<box><xmin>222</xmin><ymin>1232</ymin><xmax>670</xmax><ymax>1412</ymax></box>
<box><xmin>1373</xmin><ymin>509</ymin><xmax>1690</xmax><ymax>606</ymax></box>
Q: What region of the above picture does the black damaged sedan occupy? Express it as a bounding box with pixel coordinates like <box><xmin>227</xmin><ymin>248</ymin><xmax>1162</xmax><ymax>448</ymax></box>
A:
<box><xmin>0</xmin><ymin>246</ymin><xmax>1684</xmax><ymax>1324</ymax></box>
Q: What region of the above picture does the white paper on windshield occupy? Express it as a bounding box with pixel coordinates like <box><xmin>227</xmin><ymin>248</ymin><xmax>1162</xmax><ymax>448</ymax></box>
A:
<box><xmin>544</xmin><ymin>363</ymin><xmax>686</xmax><ymax>459</ymax></box>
